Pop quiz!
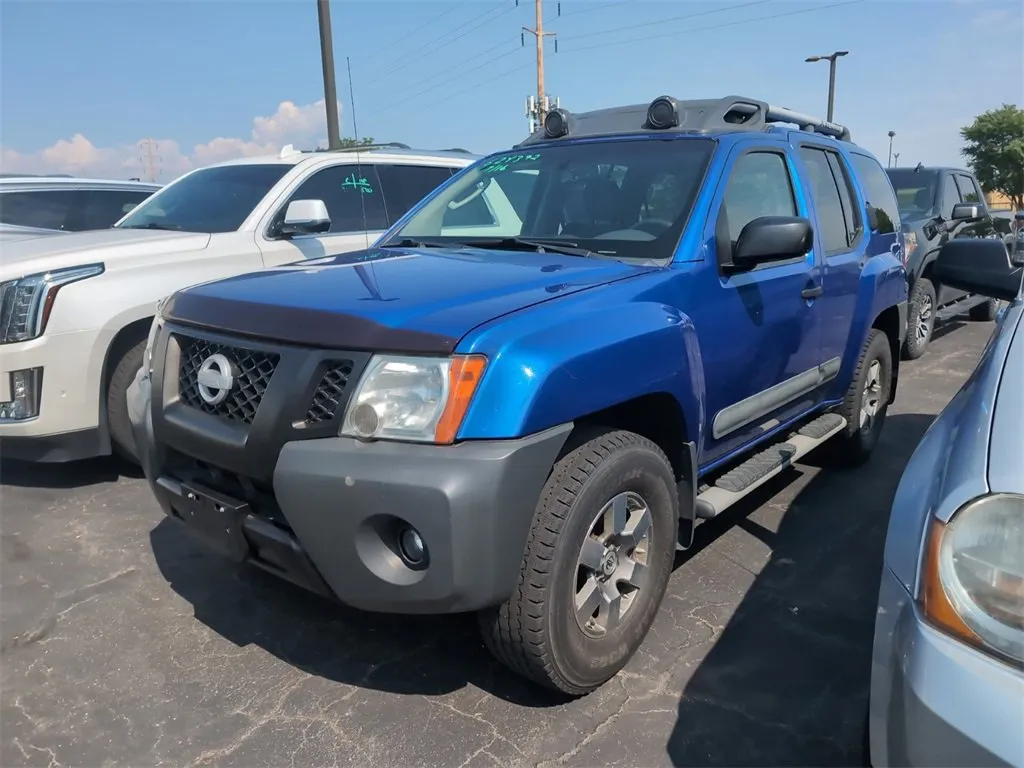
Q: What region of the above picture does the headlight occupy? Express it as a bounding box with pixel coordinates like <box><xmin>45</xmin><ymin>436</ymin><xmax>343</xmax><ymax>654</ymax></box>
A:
<box><xmin>341</xmin><ymin>354</ymin><xmax>486</xmax><ymax>444</ymax></box>
<box><xmin>920</xmin><ymin>493</ymin><xmax>1024</xmax><ymax>666</ymax></box>
<box><xmin>0</xmin><ymin>264</ymin><xmax>104</xmax><ymax>344</ymax></box>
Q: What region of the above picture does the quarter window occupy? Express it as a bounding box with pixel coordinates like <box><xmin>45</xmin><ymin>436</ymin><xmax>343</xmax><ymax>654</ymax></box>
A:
<box><xmin>850</xmin><ymin>153</ymin><xmax>900</xmax><ymax>235</ymax></box>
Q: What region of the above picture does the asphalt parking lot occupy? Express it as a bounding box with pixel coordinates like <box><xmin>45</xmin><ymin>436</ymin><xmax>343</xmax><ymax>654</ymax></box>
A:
<box><xmin>0</xmin><ymin>318</ymin><xmax>994</xmax><ymax>768</ymax></box>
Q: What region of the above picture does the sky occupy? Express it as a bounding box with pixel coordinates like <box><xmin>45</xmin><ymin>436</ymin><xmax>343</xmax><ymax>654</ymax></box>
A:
<box><xmin>1</xmin><ymin>0</ymin><xmax>1021</xmax><ymax>183</ymax></box>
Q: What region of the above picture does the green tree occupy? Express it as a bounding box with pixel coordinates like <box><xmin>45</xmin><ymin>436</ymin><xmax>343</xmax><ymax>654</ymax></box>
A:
<box><xmin>960</xmin><ymin>104</ymin><xmax>1024</xmax><ymax>211</ymax></box>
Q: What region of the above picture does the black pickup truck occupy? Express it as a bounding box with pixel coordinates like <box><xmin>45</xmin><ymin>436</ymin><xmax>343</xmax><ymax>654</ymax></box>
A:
<box><xmin>885</xmin><ymin>165</ymin><xmax>1001</xmax><ymax>359</ymax></box>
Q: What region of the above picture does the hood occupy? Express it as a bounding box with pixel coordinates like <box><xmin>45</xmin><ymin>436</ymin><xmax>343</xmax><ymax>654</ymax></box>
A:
<box><xmin>0</xmin><ymin>228</ymin><xmax>211</xmax><ymax>279</ymax></box>
<box><xmin>0</xmin><ymin>224</ymin><xmax>70</xmax><ymax>243</ymax></box>
<box><xmin>165</xmin><ymin>246</ymin><xmax>649</xmax><ymax>353</ymax></box>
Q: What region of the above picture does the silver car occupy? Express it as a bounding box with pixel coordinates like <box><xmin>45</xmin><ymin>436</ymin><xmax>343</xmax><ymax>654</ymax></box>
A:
<box><xmin>0</xmin><ymin>176</ymin><xmax>161</xmax><ymax>233</ymax></box>
<box><xmin>869</xmin><ymin>237</ymin><xmax>1024</xmax><ymax>767</ymax></box>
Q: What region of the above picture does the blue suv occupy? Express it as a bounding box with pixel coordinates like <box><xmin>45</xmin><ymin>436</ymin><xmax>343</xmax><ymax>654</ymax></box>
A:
<box><xmin>128</xmin><ymin>95</ymin><xmax>908</xmax><ymax>695</ymax></box>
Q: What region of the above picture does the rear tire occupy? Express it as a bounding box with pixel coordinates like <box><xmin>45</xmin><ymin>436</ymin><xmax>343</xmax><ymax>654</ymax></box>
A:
<box><xmin>968</xmin><ymin>297</ymin><xmax>998</xmax><ymax>322</ymax></box>
<box><xmin>478</xmin><ymin>428</ymin><xmax>678</xmax><ymax>695</ymax></box>
<box><xmin>902</xmin><ymin>277</ymin><xmax>935</xmax><ymax>360</ymax></box>
<box><xmin>829</xmin><ymin>329</ymin><xmax>892</xmax><ymax>467</ymax></box>
<box><xmin>106</xmin><ymin>338</ymin><xmax>146</xmax><ymax>464</ymax></box>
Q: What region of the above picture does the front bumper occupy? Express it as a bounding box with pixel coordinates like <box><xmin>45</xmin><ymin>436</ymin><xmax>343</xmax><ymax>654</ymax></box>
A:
<box><xmin>128</xmin><ymin>368</ymin><xmax>572</xmax><ymax>614</ymax></box>
<box><xmin>0</xmin><ymin>329</ymin><xmax>108</xmax><ymax>461</ymax></box>
<box><xmin>868</xmin><ymin>567</ymin><xmax>1024</xmax><ymax>767</ymax></box>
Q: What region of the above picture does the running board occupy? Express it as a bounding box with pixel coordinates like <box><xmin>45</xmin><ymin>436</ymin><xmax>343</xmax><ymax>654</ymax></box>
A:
<box><xmin>693</xmin><ymin>412</ymin><xmax>847</xmax><ymax>520</ymax></box>
<box><xmin>935</xmin><ymin>294</ymin><xmax>987</xmax><ymax>323</ymax></box>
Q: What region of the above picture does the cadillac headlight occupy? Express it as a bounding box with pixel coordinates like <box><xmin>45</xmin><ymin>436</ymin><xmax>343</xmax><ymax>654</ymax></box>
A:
<box><xmin>341</xmin><ymin>354</ymin><xmax>486</xmax><ymax>444</ymax></box>
<box><xmin>0</xmin><ymin>264</ymin><xmax>104</xmax><ymax>344</ymax></box>
<box><xmin>921</xmin><ymin>493</ymin><xmax>1024</xmax><ymax>665</ymax></box>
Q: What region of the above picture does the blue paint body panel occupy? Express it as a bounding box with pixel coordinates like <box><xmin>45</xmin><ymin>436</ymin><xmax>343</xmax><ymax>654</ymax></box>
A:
<box><xmin>173</xmin><ymin>127</ymin><xmax>908</xmax><ymax>477</ymax></box>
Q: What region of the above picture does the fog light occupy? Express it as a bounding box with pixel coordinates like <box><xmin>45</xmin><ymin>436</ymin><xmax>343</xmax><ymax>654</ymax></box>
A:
<box><xmin>398</xmin><ymin>526</ymin><xmax>426</xmax><ymax>566</ymax></box>
<box><xmin>0</xmin><ymin>368</ymin><xmax>42</xmax><ymax>422</ymax></box>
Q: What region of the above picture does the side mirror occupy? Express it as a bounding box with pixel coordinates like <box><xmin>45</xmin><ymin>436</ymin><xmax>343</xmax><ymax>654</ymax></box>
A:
<box><xmin>732</xmin><ymin>216</ymin><xmax>813</xmax><ymax>267</ymax></box>
<box><xmin>279</xmin><ymin>199</ymin><xmax>331</xmax><ymax>236</ymax></box>
<box><xmin>950</xmin><ymin>202</ymin><xmax>983</xmax><ymax>222</ymax></box>
<box><xmin>932</xmin><ymin>238</ymin><xmax>1023</xmax><ymax>302</ymax></box>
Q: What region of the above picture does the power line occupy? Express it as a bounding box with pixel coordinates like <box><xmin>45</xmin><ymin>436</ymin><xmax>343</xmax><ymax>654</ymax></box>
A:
<box><xmin>364</xmin><ymin>46</ymin><xmax>527</xmax><ymax>119</ymax></box>
<box><xmin>554</xmin><ymin>0</ymin><xmax>632</xmax><ymax>21</ymax></box>
<box><xmin>363</xmin><ymin>2</ymin><xmax>518</xmax><ymax>87</ymax></box>
<box><xmin>560</xmin><ymin>0</ymin><xmax>863</xmax><ymax>55</ymax></box>
<box><xmin>361</xmin><ymin>0</ymin><xmax>473</xmax><ymax>63</ymax></box>
<box><xmin>383</xmin><ymin>40</ymin><xmax>521</xmax><ymax>105</ymax></box>
<box><xmin>558</xmin><ymin>0</ymin><xmax>773</xmax><ymax>43</ymax></box>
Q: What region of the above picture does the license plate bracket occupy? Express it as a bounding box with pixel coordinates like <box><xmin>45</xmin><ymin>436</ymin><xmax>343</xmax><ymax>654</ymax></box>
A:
<box><xmin>174</xmin><ymin>480</ymin><xmax>251</xmax><ymax>561</ymax></box>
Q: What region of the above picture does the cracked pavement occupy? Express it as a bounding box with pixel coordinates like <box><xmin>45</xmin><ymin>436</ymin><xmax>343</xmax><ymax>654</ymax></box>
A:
<box><xmin>0</xmin><ymin>319</ymin><xmax>992</xmax><ymax>767</ymax></box>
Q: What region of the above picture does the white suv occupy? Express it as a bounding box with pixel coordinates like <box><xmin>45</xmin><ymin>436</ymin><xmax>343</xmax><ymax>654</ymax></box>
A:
<box><xmin>0</xmin><ymin>144</ymin><xmax>479</xmax><ymax>464</ymax></box>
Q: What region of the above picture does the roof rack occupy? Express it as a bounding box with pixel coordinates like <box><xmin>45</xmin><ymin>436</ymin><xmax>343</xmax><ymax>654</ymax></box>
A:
<box><xmin>515</xmin><ymin>95</ymin><xmax>852</xmax><ymax>147</ymax></box>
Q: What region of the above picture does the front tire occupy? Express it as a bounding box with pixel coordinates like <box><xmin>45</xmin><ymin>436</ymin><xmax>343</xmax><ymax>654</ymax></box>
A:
<box><xmin>830</xmin><ymin>329</ymin><xmax>893</xmax><ymax>467</ymax></box>
<box><xmin>478</xmin><ymin>428</ymin><xmax>678</xmax><ymax>695</ymax></box>
<box><xmin>968</xmin><ymin>297</ymin><xmax>998</xmax><ymax>322</ymax></box>
<box><xmin>106</xmin><ymin>338</ymin><xmax>146</xmax><ymax>464</ymax></box>
<box><xmin>902</xmin><ymin>277</ymin><xmax>935</xmax><ymax>360</ymax></box>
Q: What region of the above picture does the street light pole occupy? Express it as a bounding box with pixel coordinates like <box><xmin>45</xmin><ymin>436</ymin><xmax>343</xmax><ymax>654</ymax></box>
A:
<box><xmin>317</xmin><ymin>0</ymin><xmax>341</xmax><ymax>150</ymax></box>
<box><xmin>887</xmin><ymin>130</ymin><xmax>896</xmax><ymax>167</ymax></box>
<box><xmin>805</xmin><ymin>50</ymin><xmax>849</xmax><ymax>122</ymax></box>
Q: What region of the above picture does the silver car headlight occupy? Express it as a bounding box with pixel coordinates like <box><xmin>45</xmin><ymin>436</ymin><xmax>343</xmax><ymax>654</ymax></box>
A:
<box><xmin>340</xmin><ymin>354</ymin><xmax>487</xmax><ymax>444</ymax></box>
<box><xmin>920</xmin><ymin>493</ymin><xmax>1024</xmax><ymax>665</ymax></box>
<box><xmin>0</xmin><ymin>264</ymin><xmax>104</xmax><ymax>344</ymax></box>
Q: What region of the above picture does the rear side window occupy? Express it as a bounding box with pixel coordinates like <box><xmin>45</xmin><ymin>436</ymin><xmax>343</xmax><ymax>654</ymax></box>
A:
<box><xmin>375</xmin><ymin>164</ymin><xmax>455</xmax><ymax>225</ymax></box>
<box><xmin>0</xmin><ymin>189</ymin><xmax>80</xmax><ymax>230</ymax></box>
<box><xmin>799</xmin><ymin>146</ymin><xmax>860</xmax><ymax>254</ymax></box>
<box><xmin>850</xmin><ymin>153</ymin><xmax>900</xmax><ymax>234</ymax></box>
<box><xmin>72</xmin><ymin>189</ymin><xmax>155</xmax><ymax>230</ymax></box>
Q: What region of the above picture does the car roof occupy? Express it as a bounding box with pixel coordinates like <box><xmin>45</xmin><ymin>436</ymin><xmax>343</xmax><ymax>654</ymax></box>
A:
<box><xmin>0</xmin><ymin>176</ymin><xmax>162</xmax><ymax>190</ymax></box>
<box><xmin>515</xmin><ymin>94</ymin><xmax>854</xmax><ymax>149</ymax></box>
<box><xmin>208</xmin><ymin>144</ymin><xmax>482</xmax><ymax>169</ymax></box>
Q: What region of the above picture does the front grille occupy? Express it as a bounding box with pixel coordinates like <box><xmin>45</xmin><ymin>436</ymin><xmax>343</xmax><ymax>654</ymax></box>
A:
<box><xmin>177</xmin><ymin>335</ymin><xmax>279</xmax><ymax>425</ymax></box>
<box><xmin>305</xmin><ymin>361</ymin><xmax>355</xmax><ymax>424</ymax></box>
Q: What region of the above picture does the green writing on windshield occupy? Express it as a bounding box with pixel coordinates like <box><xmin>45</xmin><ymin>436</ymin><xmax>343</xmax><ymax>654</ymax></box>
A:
<box><xmin>342</xmin><ymin>172</ymin><xmax>374</xmax><ymax>194</ymax></box>
<box><xmin>479</xmin><ymin>153</ymin><xmax>541</xmax><ymax>175</ymax></box>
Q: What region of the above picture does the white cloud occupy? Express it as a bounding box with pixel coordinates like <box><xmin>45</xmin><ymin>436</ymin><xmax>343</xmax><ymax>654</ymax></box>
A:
<box><xmin>0</xmin><ymin>99</ymin><xmax>341</xmax><ymax>182</ymax></box>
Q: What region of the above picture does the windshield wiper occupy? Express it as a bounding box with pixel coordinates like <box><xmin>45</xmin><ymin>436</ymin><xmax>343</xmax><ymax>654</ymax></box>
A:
<box><xmin>118</xmin><ymin>222</ymin><xmax>181</xmax><ymax>231</ymax></box>
<box><xmin>383</xmin><ymin>237</ymin><xmax>454</xmax><ymax>249</ymax></box>
<box><xmin>466</xmin><ymin>237</ymin><xmax>594</xmax><ymax>258</ymax></box>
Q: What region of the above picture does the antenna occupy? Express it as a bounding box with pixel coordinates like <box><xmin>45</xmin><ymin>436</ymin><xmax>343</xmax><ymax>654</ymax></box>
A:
<box><xmin>347</xmin><ymin>55</ymin><xmax>371</xmax><ymax>250</ymax></box>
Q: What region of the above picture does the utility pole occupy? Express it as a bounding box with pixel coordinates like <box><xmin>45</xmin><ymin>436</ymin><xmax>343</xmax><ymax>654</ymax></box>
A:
<box><xmin>805</xmin><ymin>50</ymin><xmax>848</xmax><ymax>122</ymax></box>
<box><xmin>317</xmin><ymin>0</ymin><xmax>341</xmax><ymax>150</ymax></box>
<box><xmin>523</xmin><ymin>0</ymin><xmax>557</xmax><ymax>132</ymax></box>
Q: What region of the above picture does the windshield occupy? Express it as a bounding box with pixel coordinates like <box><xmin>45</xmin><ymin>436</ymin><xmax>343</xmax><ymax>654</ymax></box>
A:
<box><xmin>383</xmin><ymin>138</ymin><xmax>714</xmax><ymax>261</ymax></box>
<box><xmin>886</xmin><ymin>168</ymin><xmax>939</xmax><ymax>220</ymax></box>
<box><xmin>116</xmin><ymin>163</ymin><xmax>290</xmax><ymax>233</ymax></box>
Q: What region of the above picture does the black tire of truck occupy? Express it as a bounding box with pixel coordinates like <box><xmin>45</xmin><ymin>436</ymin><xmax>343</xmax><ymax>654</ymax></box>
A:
<box><xmin>902</xmin><ymin>277</ymin><xmax>935</xmax><ymax>360</ymax></box>
<box><xmin>829</xmin><ymin>329</ymin><xmax>893</xmax><ymax>468</ymax></box>
<box><xmin>478</xmin><ymin>428</ymin><xmax>679</xmax><ymax>696</ymax></box>
<box><xmin>106</xmin><ymin>338</ymin><xmax>146</xmax><ymax>465</ymax></box>
<box><xmin>969</xmin><ymin>297</ymin><xmax>999</xmax><ymax>322</ymax></box>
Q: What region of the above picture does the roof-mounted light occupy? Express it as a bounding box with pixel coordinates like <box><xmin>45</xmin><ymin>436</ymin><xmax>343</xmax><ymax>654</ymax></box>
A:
<box><xmin>646</xmin><ymin>96</ymin><xmax>680</xmax><ymax>130</ymax></box>
<box><xmin>543</xmin><ymin>108</ymin><xmax>570</xmax><ymax>139</ymax></box>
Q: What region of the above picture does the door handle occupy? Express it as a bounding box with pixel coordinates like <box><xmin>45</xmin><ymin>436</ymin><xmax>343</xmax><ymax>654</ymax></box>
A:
<box><xmin>801</xmin><ymin>285</ymin><xmax>823</xmax><ymax>299</ymax></box>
